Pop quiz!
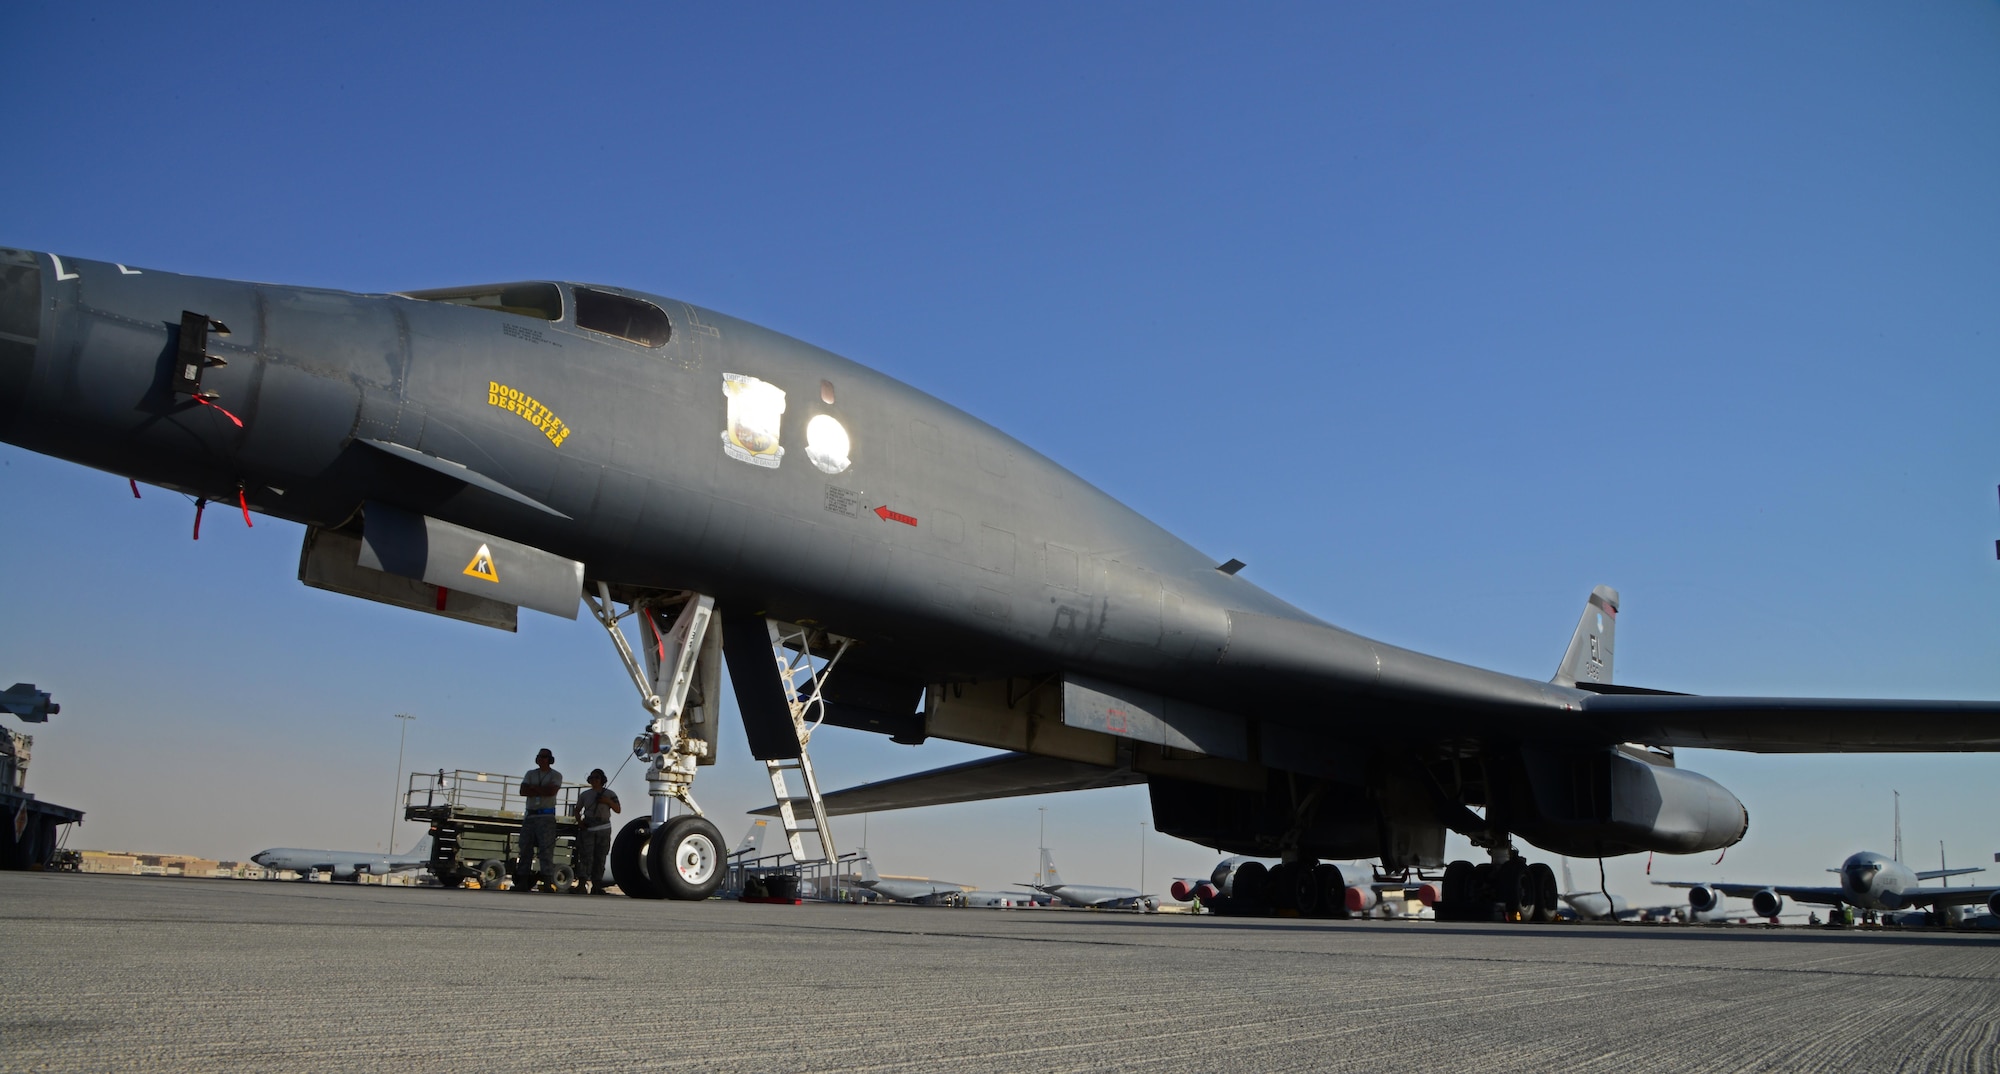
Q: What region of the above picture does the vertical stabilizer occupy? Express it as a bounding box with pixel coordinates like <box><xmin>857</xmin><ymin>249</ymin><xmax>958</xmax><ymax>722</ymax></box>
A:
<box><xmin>856</xmin><ymin>857</ymin><xmax>880</xmax><ymax>884</ymax></box>
<box><xmin>1038</xmin><ymin>847</ymin><xmax>1064</xmax><ymax>887</ymax></box>
<box><xmin>1552</xmin><ymin>585</ymin><xmax>1619</xmax><ymax>687</ymax></box>
<box><xmin>734</xmin><ymin>818</ymin><xmax>770</xmax><ymax>859</ymax></box>
<box><xmin>405</xmin><ymin>833</ymin><xmax>433</xmax><ymax>860</ymax></box>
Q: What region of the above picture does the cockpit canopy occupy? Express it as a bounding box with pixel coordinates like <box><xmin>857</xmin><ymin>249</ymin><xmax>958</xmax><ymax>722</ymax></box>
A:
<box><xmin>401</xmin><ymin>282</ymin><xmax>671</xmax><ymax>348</ymax></box>
<box><xmin>403</xmin><ymin>282</ymin><xmax>564</xmax><ymax>321</ymax></box>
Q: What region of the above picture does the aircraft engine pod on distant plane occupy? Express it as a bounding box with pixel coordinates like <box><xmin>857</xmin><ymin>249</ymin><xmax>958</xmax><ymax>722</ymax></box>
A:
<box><xmin>10</xmin><ymin>248</ymin><xmax>2000</xmax><ymax>911</ymax></box>
<box><xmin>1687</xmin><ymin>885</ymin><xmax>1724</xmax><ymax>913</ymax></box>
<box><xmin>1987</xmin><ymin>891</ymin><xmax>2000</xmax><ymax>919</ymax></box>
<box><xmin>1751</xmin><ymin>889</ymin><xmax>1786</xmax><ymax>918</ymax></box>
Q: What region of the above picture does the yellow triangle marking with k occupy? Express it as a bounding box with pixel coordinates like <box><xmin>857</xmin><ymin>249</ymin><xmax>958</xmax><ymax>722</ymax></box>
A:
<box><xmin>463</xmin><ymin>543</ymin><xmax>499</xmax><ymax>583</ymax></box>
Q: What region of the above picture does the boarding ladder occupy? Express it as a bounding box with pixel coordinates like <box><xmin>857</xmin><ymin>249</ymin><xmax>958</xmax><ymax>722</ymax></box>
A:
<box><xmin>763</xmin><ymin>620</ymin><xmax>851</xmax><ymax>864</ymax></box>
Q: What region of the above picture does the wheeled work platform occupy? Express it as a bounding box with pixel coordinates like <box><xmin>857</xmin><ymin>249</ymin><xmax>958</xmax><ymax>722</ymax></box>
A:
<box><xmin>404</xmin><ymin>769</ymin><xmax>582</xmax><ymax>890</ymax></box>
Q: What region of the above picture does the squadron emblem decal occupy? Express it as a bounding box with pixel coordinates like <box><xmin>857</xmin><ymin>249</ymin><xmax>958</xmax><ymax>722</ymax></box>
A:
<box><xmin>721</xmin><ymin>373</ymin><xmax>786</xmax><ymax>468</ymax></box>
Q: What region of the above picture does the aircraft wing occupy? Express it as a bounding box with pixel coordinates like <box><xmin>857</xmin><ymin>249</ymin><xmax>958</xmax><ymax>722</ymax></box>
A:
<box><xmin>1576</xmin><ymin>694</ymin><xmax>2000</xmax><ymax>752</ymax></box>
<box><xmin>1900</xmin><ymin>886</ymin><xmax>2000</xmax><ymax>910</ymax></box>
<box><xmin>1653</xmin><ymin>881</ymin><xmax>1849</xmax><ymax>905</ymax></box>
<box><xmin>753</xmin><ymin>751</ymin><xmax>1142</xmax><ymax>817</ymax></box>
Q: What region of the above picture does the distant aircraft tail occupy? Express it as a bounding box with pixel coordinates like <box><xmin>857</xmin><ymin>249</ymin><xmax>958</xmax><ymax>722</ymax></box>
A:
<box><xmin>856</xmin><ymin>858</ymin><xmax>880</xmax><ymax>884</ymax></box>
<box><xmin>1552</xmin><ymin>585</ymin><xmax>1619</xmax><ymax>687</ymax></box>
<box><xmin>1038</xmin><ymin>847</ymin><xmax>1064</xmax><ymax>887</ymax></box>
<box><xmin>733</xmin><ymin>819</ymin><xmax>769</xmax><ymax>859</ymax></box>
<box><xmin>405</xmin><ymin>833</ymin><xmax>433</xmax><ymax>860</ymax></box>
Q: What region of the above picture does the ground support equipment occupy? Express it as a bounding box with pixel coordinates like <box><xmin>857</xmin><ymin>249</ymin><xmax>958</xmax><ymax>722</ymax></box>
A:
<box><xmin>404</xmin><ymin>769</ymin><xmax>580</xmax><ymax>890</ymax></box>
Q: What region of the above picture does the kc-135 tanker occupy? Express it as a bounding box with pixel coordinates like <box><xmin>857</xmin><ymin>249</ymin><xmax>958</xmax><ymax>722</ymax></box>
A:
<box><xmin>4</xmin><ymin>247</ymin><xmax>1996</xmax><ymax>917</ymax></box>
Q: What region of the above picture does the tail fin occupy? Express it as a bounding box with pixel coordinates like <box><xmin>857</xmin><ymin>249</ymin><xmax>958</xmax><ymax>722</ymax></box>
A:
<box><xmin>1561</xmin><ymin>856</ymin><xmax>1575</xmax><ymax>894</ymax></box>
<box><xmin>733</xmin><ymin>819</ymin><xmax>769</xmax><ymax>859</ymax></box>
<box><xmin>406</xmin><ymin>833</ymin><xmax>433</xmax><ymax>859</ymax></box>
<box><xmin>1552</xmin><ymin>585</ymin><xmax>1619</xmax><ymax>687</ymax></box>
<box><xmin>855</xmin><ymin>857</ymin><xmax>880</xmax><ymax>884</ymax></box>
<box><xmin>1038</xmin><ymin>847</ymin><xmax>1063</xmax><ymax>887</ymax></box>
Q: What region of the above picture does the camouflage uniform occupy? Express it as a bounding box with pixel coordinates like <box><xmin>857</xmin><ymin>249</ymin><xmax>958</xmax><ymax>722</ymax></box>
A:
<box><xmin>573</xmin><ymin>786</ymin><xmax>620</xmax><ymax>893</ymax></box>
<box><xmin>518</xmin><ymin>765</ymin><xmax>562</xmax><ymax>889</ymax></box>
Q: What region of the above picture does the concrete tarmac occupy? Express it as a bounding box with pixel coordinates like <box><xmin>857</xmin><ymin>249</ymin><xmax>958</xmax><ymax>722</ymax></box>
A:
<box><xmin>5</xmin><ymin>872</ymin><xmax>1998</xmax><ymax>1073</ymax></box>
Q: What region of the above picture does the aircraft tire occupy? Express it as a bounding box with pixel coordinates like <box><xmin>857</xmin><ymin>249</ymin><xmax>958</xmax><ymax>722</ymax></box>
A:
<box><xmin>1470</xmin><ymin>862</ymin><xmax>1499</xmax><ymax>920</ymax></box>
<box><xmin>610</xmin><ymin>818</ymin><xmax>665</xmax><ymax>900</ymax></box>
<box><xmin>1528</xmin><ymin>862</ymin><xmax>1559</xmax><ymax>921</ymax></box>
<box><xmin>1232</xmin><ymin>861</ymin><xmax>1269</xmax><ymax>913</ymax></box>
<box><xmin>1439</xmin><ymin>859</ymin><xmax>1473</xmax><ymax>920</ymax></box>
<box><xmin>1267</xmin><ymin>863</ymin><xmax>1298</xmax><ymax>912</ymax></box>
<box><xmin>1313</xmin><ymin>863</ymin><xmax>1347</xmax><ymax>919</ymax></box>
<box><xmin>1290</xmin><ymin>861</ymin><xmax>1322</xmax><ymax>916</ymax></box>
<box><xmin>475</xmin><ymin>858</ymin><xmax>507</xmax><ymax>891</ymax></box>
<box><xmin>1496</xmin><ymin>859</ymin><xmax>1530</xmax><ymax>920</ymax></box>
<box><xmin>649</xmin><ymin>816</ymin><xmax>727</xmax><ymax>901</ymax></box>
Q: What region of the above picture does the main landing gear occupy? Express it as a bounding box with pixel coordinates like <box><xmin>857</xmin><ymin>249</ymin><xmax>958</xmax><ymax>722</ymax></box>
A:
<box><xmin>1435</xmin><ymin>847</ymin><xmax>1559</xmax><ymax>922</ymax></box>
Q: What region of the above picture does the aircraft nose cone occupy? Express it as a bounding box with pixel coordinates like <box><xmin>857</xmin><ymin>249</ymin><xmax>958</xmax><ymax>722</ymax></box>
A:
<box><xmin>0</xmin><ymin>248</ymin><xmax>43</xmax><ymax>433</ymax></box>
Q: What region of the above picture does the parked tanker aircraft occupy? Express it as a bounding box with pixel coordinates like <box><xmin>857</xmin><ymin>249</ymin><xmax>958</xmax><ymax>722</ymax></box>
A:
<box><xmin>1554</xmin><ymin>858</ymin><xmax>1741</xmax><ymax>922</ymax></box>
<box><xmin>1657</xmin><ymin>851</ymin><xmax>2000</xmax><ymax>921</ymax></box>
<box><xmin>851</xmin><ymin>858</ymin><xmax>973</xmax><ymax>905</ymax></box>
<box><xmin>252</xmin><ymin>835</ymin><xmax>432</xmax><ymax>881</ymax></box>
<box><xmin>7</xmin><ymin>248</ymin><xmax>2000</xmax><ymax>911</ymax></box>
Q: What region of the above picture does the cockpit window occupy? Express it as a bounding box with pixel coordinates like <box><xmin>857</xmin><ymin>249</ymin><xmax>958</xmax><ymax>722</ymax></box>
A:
<box><xmin>574</xmin><ymin>286</ymin><xmax>671</xmax><ymax>348</ymax></box>
<box><xmin>401</xmin><ymin>283</ymin><xmax>564</xmax><ymax>322</ymax></box>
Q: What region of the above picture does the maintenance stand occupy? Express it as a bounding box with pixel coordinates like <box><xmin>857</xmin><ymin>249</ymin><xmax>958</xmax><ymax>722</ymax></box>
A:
<box><xmin>404</xmin><ymin>769</ymin><xmax>582</xmax><ymax>890</ymax></box>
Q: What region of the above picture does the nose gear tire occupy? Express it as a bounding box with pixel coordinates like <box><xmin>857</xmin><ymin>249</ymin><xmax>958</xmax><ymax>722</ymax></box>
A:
<box><xmin>610</xmin><ymin>817</ymin><xmax>665</xmax><ymax>899</ymax></box>
<box><xmin>648</xmin><ymin>815</ymin><xmax>726</xmax><ymax>901</ymax></box>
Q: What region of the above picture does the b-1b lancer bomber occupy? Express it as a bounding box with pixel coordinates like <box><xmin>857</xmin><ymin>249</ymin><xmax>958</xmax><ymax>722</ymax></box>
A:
<box><xmin>4</xmin><ymin>248</ymin><xmax>1999</xmax><ymax>916</ymax></box>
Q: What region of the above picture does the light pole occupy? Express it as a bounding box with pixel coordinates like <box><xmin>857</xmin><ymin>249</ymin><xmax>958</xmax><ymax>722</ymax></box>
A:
<box><xmin>388</xmin><ymin>713</ymin><xmax>415</xmax><ymax>853</ymax></box>
<box><xmin>1139</xmin><ymin>821</ymin><xmax>1147</xmax><ymax>896</ymax></box>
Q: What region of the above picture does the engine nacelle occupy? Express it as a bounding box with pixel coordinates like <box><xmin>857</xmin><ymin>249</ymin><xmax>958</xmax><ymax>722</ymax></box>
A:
<box><xmin>1687</xmin><ymin>885</ymin><xmax>1724</xmax><ymax>913</ymax></box>
<box><xmin>1171</xmin><ymin>880</ymin><xmax>1194</xmax><ymax>902</ymax></box>
<box><xmin>1988</xmin><ymin>891</ymin><xmax>2000</xmax><ymax>919</ymax></box>
<box><xmin>331</xmin><ymin>864</ymin><xmax>358</xmax><ymax>880</ymax></box>
<box><xmin>1750</xmin><ymin>889</ymin><xmax>1785</xmax><ymax>918</ymax></box>
<box><xmin>1412</xmin><ymin>883</ymin><xmax>1439</xmax><ymax>908</ymax></box>
<box><xmin>1510</xmin><ymin>747</ymin><xmax>1750</xmax><ymax>857</ymax></box>
<box><xmin>1345</xmin><ymin>885</ymin><xmax>1381</xmax><ymax>914</ymax></box>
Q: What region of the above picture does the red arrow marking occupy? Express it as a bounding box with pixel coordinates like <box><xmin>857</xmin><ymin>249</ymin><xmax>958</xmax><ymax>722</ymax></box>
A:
<box><xmin>874</xmin><ymin>505</ymin><xmax>918</xmax><ymax>526</ymax></box>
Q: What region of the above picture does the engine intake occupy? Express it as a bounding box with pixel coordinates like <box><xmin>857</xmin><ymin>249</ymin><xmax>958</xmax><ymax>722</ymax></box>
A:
<box><xmin>1750</xmin><ymin>888</ymin><xmax>1785</xmax><ymax>918</ymax></box>
<box><xmin>1687</xmin><ymin>885</ymin><xmax>1723</xmax><ymax>913</ymax></box>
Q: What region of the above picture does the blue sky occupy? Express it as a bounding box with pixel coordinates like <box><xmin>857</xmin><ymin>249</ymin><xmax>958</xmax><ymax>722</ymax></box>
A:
<box><xmin>4</xmin><ymin>4</ymin><xmax>1998</xmax><ymax>897</ymax></box>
